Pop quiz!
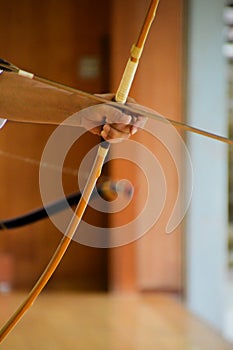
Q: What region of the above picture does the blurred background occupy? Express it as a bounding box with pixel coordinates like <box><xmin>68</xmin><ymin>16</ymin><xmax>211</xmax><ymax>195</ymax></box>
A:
<box><xmin>0</xmin><ymin>0</ymin><xmax>233</xmax><ymax>348</ymax></box>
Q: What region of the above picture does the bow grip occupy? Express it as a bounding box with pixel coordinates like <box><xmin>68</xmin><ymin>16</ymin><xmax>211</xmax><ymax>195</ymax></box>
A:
<box><xmin>115</xmin><ymin>44</ymin><xmax>142</xmax><ymax>104</ymax></box>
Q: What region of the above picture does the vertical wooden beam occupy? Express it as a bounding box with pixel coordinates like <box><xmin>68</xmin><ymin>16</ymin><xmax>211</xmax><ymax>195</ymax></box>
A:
<box><xmin>109</xmin><ymin>0</ymin><xmax>185</xmax><ymax>292</ymax></box>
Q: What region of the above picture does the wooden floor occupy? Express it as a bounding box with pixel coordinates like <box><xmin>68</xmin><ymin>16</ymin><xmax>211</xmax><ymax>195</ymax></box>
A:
<box><xmin>0</xmin><ymin>292</ymin><xmax>232</xmax><ymax>349</ymax></box>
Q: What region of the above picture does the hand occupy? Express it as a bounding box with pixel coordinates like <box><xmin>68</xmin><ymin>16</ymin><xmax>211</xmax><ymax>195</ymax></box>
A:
<box><xmin>78</xmin><ymin>93</ymin><xmax>147</xmax><ymax>142</ymax></box>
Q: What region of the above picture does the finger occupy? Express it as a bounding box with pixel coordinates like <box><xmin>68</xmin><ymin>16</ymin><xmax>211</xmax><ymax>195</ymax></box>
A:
<box><xmin>132</xmin><ymin>115</ymin><xmax>147</xmax><ymax>128</ymax></box>
<box><xmin>105</xmin><ymin>109</ymin><xmax>132</xmax><ymax>125</ymax></box>
<box><xmin>89</xmin><ymin>126</ymin><xmax>102</xmax><ymax>135</ymax></box>
<box><xmin>129</xmin><ymin>116</ymin><xmax>147</xmax><ymax>136</ymax></box>
<box><xmin>130</xmin><ymin>125</ymin><xmax>138</xmax><ymax>135</ymax></box>
<box><xmin>101</xmin><ymin>124</ymin><xmax>130</xmax><ymax>142</ymax></box>
<box><xmin>110</xmin><ymin>123</ymin><xmax>132</xmax><ymax>134</ymax></box>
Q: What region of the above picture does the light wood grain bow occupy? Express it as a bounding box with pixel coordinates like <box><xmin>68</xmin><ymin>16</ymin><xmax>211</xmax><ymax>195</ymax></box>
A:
<box><xmin>0</xmin><ymin>0</ymin><xmax>160</xmax><ymax>343</ymax></box>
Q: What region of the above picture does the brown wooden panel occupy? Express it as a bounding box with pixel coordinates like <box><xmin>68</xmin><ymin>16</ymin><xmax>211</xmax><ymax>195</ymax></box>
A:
<box><xmin>0</xmin><ymin>0</ymin><xmax>110</xmax><ymax>290</ymax></box>
<box><xmin>109</xmin><ymin>0</ymin><xmax>185</xmax><ymax>292</ymax></box>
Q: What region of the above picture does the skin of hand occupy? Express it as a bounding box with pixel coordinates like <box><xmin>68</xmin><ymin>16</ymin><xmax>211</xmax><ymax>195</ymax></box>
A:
<box><xmin>77</xmin><ymin>93</ymin><xmax>147</xmax><ymax>142</ymax></box>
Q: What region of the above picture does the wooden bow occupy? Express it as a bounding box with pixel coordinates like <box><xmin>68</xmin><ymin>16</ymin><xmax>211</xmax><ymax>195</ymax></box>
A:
<box><xmin>0</xmin><ymin>0</ymin><xmax>160</xmax><ymax>342</ymax></box>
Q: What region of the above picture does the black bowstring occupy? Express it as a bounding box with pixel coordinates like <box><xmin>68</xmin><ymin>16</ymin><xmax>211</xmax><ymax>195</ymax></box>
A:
<box><xmin>0</xmin><ymin>191</ymin><xmax>83</xmax><ymax>230</ymax></box>
<box><xmin>0</xmin><ymin>181</ymin><xmax>132</xmax><ymax>230</ymax></box>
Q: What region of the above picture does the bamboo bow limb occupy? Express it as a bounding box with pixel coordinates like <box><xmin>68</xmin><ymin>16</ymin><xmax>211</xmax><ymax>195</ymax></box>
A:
<box><xmin>0</xmin><ymin>0</ymin><xmax>160</xmax><ymax>343</ymax></box>
<box><xmin>115</xmin><ymin>0</ymin><xmax>159</xmax><ymax>103</ymax></box>
<box><xmin>0</xmin><ymin>145</ymin><xmax>109</xmax><ymax>341</ymax></box>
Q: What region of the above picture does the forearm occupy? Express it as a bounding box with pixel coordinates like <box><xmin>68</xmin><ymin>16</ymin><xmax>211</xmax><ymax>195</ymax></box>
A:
<box><xmin>0</xmin><ymin>71</ymin><xmax>146</xmax><ymax>140</ymax></box>
<box><xmin>0</xmin><ymin>72</ymin><xmax>99</xmax><ymax>125</ymax></box>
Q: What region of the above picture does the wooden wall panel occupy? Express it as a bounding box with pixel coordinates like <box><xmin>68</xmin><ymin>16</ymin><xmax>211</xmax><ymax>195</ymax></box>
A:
<box><xmin>0</xmin><ymin>0</ymin><xmax>185</xmax><ymax>293</ymax></box>
<box><xmin>109</xmin><ymin>0</ymin><xmax>185</xmax><ymax>292</ymax></box>
<box><xmin>0</xmin><ymin>0</ymin><xmax>110</xmax><ymax>290</ymax></box>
